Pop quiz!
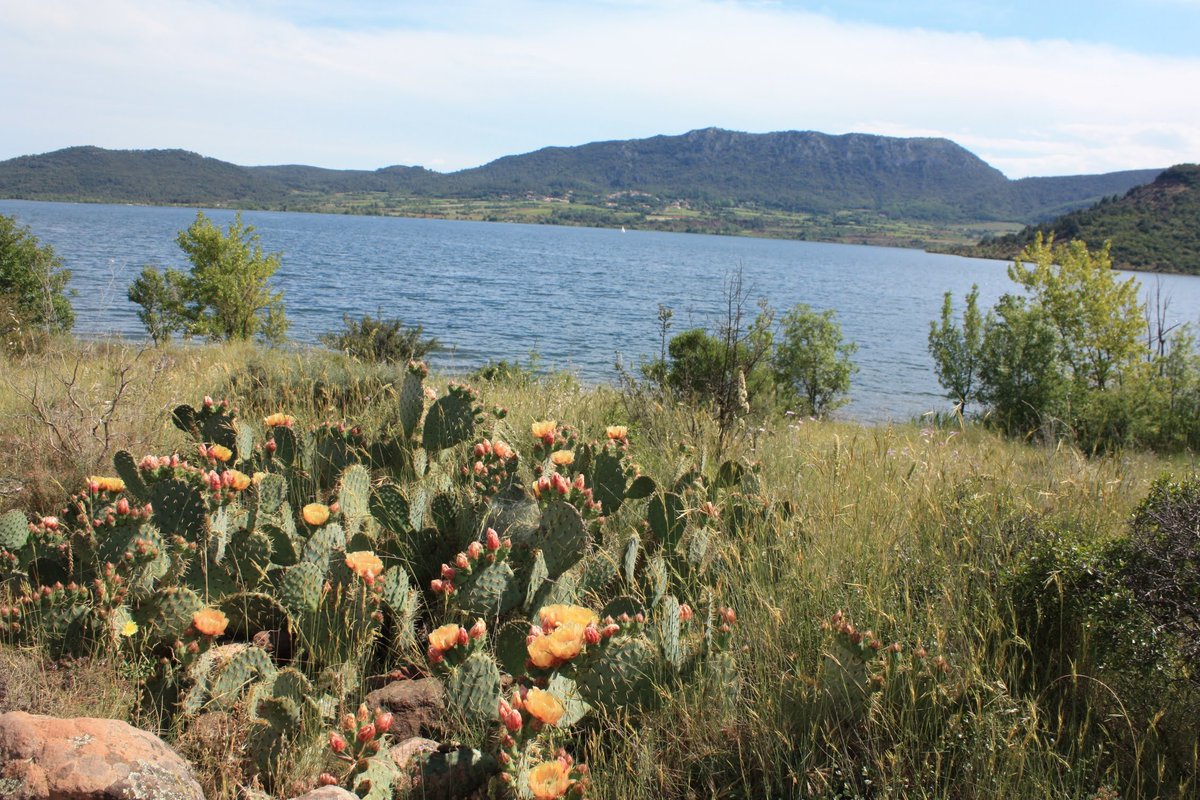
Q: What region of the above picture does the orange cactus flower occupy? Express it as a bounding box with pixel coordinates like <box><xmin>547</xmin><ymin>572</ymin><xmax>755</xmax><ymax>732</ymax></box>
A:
<box><xmin>302</xmin><ymin>503</ymin><xmax>330</xmax><ymax>526</ymax></box>
<box><xmin>88</xmin><ymin>476</ymin><xmax>126</xmax><ymax>493</ymax></box>
<box><xmin>528</xmin><ymin>760</ymin><xmax>572</xmax><ymax>800</ymax></box>
<box><xmin>263</xmin><ymin>413</ymin><xmax>295</xmax><ymax>428</ymax></box>
<box><xmin>345</xmin><ymin>551</ymin><xmax>384</xmax><ymax>581</ymax></box>
<box><xmin>524</xmin><ymin>688</ymin><xmax>565</xmax><ymax>725</ymax></box>
<box><xmin>429</xmin><ymin>624</ymin><xmax>462</xmax><ymax>654</ymax></box>
<box><xmin>192</xmin><ymin>608</ymin><xmax>229</xmax><ymax>637</ymax></box>
<box><xmin>549</xmin><ymin>450</ymin><xmax>574</xmax><ymax>466</ymax></box>
<box><xmin>209</xmin><ymin>444</ymin><xmax>233</xmax><ymax>462</ymax></box>
<box><xmin>226</xmin><ymin>469</ymin><xmax>252</xmax><ymax>491</ymax></box>
<box><xmin>531</xmin><ymin>420</ymin><xmax>556</xmax><ymax>440</ymax></box>
<box><xmin>527</xmin><ymin>634</ymin><xmax>559</xmax><ymax>669</ymax></box>
<box><xmin>492</xmin><ymin>440</ymin><xmax>515</xmax><ymax>461</ymax></box>
<box><xmin>605</xmin><ymin>425</ymin><xmax>628</xmax><ymax>440</ymax></box>
<box><xmin>538</xmin><ymin>604</ymin><xmax>597</xmax><ymax>631</ymax></box>
<box><xmin>547</xmin><ymin>623</ymin><xmax>586</xmax><ymax>662</ymax></box>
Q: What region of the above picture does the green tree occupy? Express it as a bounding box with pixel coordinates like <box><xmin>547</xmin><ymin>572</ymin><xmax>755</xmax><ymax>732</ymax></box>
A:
<box><xmin>1008</xmin><ymin>234</ymin><xmax>1143</xmax><ymax>392</ymax></box>
<box><xmin>772</xmin><ymin>303</ymin><xmax>856</xmax><ymax>417</ymax></box>
<box><xmin>0</xmin><ymin>214</ymin><xmax>74</xmax><ymax>343</ymax></box>
<box><xmin>127</xmin><ymin>265</ymin><xmax>187</xmax><ymax>345</ymax></box>
<box><xmin>928</xmin><ymin>285</ymin><xmax>983</xmax><ymax>414</ymax></box>
<box><xmin>129</xmin><ymin>212</ymin><xmax>288</xmax><ymax>344</ymax></box>
<box><xmin>978</xmin><ymin>295</ymin><xmax>1066</xmax><ymax>437</ymax></box>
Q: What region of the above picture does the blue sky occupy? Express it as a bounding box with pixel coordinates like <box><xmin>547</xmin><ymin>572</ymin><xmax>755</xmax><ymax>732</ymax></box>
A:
<box><xmin>3</xmin><ymin>0</ymin><xmax>1198</xmax><ymax>178</ymax></box>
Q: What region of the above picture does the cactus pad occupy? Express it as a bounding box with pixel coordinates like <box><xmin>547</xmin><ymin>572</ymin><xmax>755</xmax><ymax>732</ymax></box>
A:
<box><xmin>446</xmin><ymin>651</ymin><xmax>501</xmax><ymax>725</ymax></box>
<box><xmin>149</xmin><ymin>479</ymin><xmax>208</xmax><ymax>543</ymax></box>
<box><xmin>532</xmin><ymin>501</ymin><xmax>589</xmax><ymax>579</ymax></box>
<box><xmin>0</xmin><ymin>509</ymin><xmax>29</xmax><ymax>552</ymax></box>
<box><xmin>112</xmin><ymin>450</ymin><xmax>149</xmax><ymax>502</ymax></box>
<box><xmin>577</xmin><ymin>634</ymin><xmax>656</xmax><ymax>710</ymax></box>
<box><xmin>454</xmin><ymin>561</ymin><xmax>520</xmax><ymax>618</ymax></box>
<box><xmin>421</xmin><ymin>386</ymin><xmax>481</xmax><ymax>453</ymax></box>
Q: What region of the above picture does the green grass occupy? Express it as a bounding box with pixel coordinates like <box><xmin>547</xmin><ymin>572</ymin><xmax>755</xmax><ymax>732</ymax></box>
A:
<box><xmin>1</xmin><ymin>340</ymin><xmax>1196</xmax><ymax>799</ymax></box>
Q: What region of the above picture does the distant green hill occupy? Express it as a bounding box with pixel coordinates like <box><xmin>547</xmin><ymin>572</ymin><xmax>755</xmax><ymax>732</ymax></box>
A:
<box><xmin>962</xmin><ymin>164</ymin><xmax>1200</xmax><ymax>274</ymax></box>
<box><xmin>0</xmin><ymin>129</ymin><xmax>1162</xmax><ymax>239</ymax></box>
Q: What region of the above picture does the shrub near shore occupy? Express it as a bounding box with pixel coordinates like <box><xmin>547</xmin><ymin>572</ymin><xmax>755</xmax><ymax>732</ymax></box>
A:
<box><xmin>0</xmin><ymin>340</ymin><xmax>1196</xmax><ymax>799</ymax></box>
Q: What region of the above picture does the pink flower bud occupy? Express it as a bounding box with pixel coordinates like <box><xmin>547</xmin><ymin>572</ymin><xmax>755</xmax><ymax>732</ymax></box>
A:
<box><xmin>456</xmin><ymin>627</ymin><xmax>469</xmax><ymax>646</ymax></box>
<box><xmin>329</xmin><ymin>732</ymin><xmax>348</xmax><ymax>753</ymax></box>
<box><xmin>41</xmin><ymin>516</ymin><xmax>59</xmax><ymax>530</ymax></box>
<box><xmin>203</xmin><ymin>395</ymin><xmax>215</xmax><ymax>408</ymax></box>
<box><xmin>722</xmin><ymin>607</ymin><xmax>737</xmax><ymax>625</ymax></box>
<box><xmin>356</xmin><ymin>723</ymin><xmax>375</xmax><ymax>743</ymax></box>
<box><xmin>679</xmin><ymin>604</ymin><xmax>694</xmax><ymax>622</ymax></box>
<box><xmin>374</xmin><ymin>712</ymin><xmax>393</xmax><ymax>733</ymax></box>
<box><xmin>115</xmin><ymin>497</ymin><xmax>131</xmax><ymax>515</ymax></box>
<box><xmin>318</xmin><ymin>773</ymin><xmax>338</xmax><ymax>786</ymax></box>
<box><xmin>601</xmin><ymin>623</ymin><xmax>620</xmax><ymax>638</ymax></box>
<box><xmin>504</xmin><ymin>708</ymin><xmax>522</xmax><ymax>732</ymax></box>
<box><xmin>469</xmin><ymin>619</ymin><xmax>487</xmax><ymax>639</ymax></box>
<box><xmin>584</xmin><ymin>624</ymin><xmax>600</xmax><ymax>645</ymax></box>
<box><xmin>265</xmin><ymin>439</ymin><xmax>277</xmax><ymax>454</ymax></box>
<box><xmin>356</xmin><ymin>703</ymin><xmax>370</xmax><ymax>723</ymax></box>
<box><xmin>467</xmin><ymin>541</ymin><xmax>483</xmax><ymax>560</ymax></box>
<box><xmin>486</xmin><ymin>528</ymin><xmax>501</xmax><ymax>551</ymax></box>
<box><xmin>440</xmin><ymin>564</ymin><xmax>456</xmax><ymax>580</ymax></box>
<box><xmin>474</xmin><ymin>443</ymin><xmax>487</xmax><ymax>457</ymax></box>
<box><xmin>455</xmin><ymin>553</ymin><xmax>470</xmax><ymax>570</ymax></box>
<box><xmin>573</xmin><ymin>473</ymin><xmax>586</xmax><ymax>490</ymax></box>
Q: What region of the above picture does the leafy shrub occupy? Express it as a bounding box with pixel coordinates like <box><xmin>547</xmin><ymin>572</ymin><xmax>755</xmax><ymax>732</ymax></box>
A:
<box><xmin>0</xmin><ymin>214</ymin><xmax>74</xmax><ymax>352</ymax></box>
<box><xmin>1124</xmin><ymin>475</ymin><xmax>1200</xmax><ymax>681</ymax></box>
<box><xmin>319</xmin><ymin>311</ymin><xmax>439</xmax><ymax>364</ymax></box>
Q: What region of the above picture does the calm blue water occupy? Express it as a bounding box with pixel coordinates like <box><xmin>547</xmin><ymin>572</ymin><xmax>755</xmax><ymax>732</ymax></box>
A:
<box><xmin>4</xmin><ymin>199</ymin><xmax>1199</xmax><ymax>423</ymax></box>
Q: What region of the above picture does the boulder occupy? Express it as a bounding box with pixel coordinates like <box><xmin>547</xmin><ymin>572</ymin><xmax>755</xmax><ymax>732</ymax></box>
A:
<box><xmin>364</xmin><ymin>677</ymin><xmax>445</xmax><ymax>740</ymax></box>
<box><xmin>0</xmin><ymin>711</ymin><xmax>204</xmax><ymax>799</ymax></box>
<box><xmin>287</xmin><ymin>787</ymin><xmax>357</xmax><ymax>800</ymax></box>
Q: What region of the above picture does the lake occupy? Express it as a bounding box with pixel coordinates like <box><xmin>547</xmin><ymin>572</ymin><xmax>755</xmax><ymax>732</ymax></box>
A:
<box><xmin>4</xmin><ymin>199</ymin><xmax>1199</xmax><ymax>423</ymax></box>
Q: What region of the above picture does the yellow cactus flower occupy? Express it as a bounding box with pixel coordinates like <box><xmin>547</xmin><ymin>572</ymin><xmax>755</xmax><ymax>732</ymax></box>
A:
<box><xmin>209</xmin><ymin>444</ymin><xmax>233</xmax><ymax>462</ymax></box>
<box><xmin>429</xmin><ymin>624</ymin><xmax>462</xmax><ymax>654</ymax></box>
<box><xmin>120</xmin><ymin>620</ymin><xmax>138</xmax><ymax>638</ymax></box>
<box><xmin>524</xmin><ymin>688</ymin><xmax>565</xmax><ymax>725</ymax></box>
<box><xmin>226</xmin><ymin>469</ymin><xmax>251</xmax><ymax>491</ymax></box>
<box><xmin>528</xmin><ymin>760</ymin><xmax>572</xmax><ymax>800</ymax></box>
<box><xmin>531</xmin><ymin>420</ymin><xmax>556</xmax><ymax>440</ymax></box>
<box><xmin>192</xmin><ymin>608</ymin><xmax>228</xmax><ymax>637</ymax></box>
<box><xmin>538</xmin><ymin>604</ymin><xmax>597</xmax><ymax>631</ymax></box>
<box><xmin>606</xmin><ymin>425</ymin><xmax>628</xmax><ymax>440</ymax></box>
<box><xmin>302</xmin><ymin>503</ymin><xmax>330</xmax><ymax>526</ymax></box>
<box><xmin>88</xmin><ymin>476</ymin><xmax>126</xmax><ymax>493</ymax></box>
<box><xmin>550</xmin><ymin>450</ymin><xmax>574</xmax><ymax>466</ymax></box>
<box><xmin>263</xmin><ymin>413</ymin><xmax>295</xmax><ymax>428</ymax></box>
<box><xmin>345</xmin><ymin>551</ymin><xmax>384</xmax><ymax>581</ymax></box>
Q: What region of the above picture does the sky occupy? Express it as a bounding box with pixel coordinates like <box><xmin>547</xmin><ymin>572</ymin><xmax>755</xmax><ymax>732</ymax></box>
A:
<box><xmin>3</xmin><ymin>0</ymin><xmax>1199</xmax><ymax>179</ymax></box>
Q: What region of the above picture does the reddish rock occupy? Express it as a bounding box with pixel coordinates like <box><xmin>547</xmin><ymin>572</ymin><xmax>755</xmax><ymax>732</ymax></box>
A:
<box><xmin>0</xmin><ymin>711</ymin><xmax>204</xmax><ymax>799</ymax></box>
<box><xmin>364</xmin><ymin>677</ymin><xmax>445</xmax><ymax>739</ymax></box>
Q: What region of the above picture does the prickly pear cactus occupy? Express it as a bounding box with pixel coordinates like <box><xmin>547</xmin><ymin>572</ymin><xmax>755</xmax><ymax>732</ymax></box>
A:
<box><xmin>422</xmin><ymin>383</ymin><xmax>483</xmax><ymax>453</ymax></box>
<box><xmin>532</xmin><ymin>501</ymin><xmax>590</xmax><ymax>579</ymax></box>
<box><xmin>648</xmin><ymin>492</ymin><xmax>686</xmax><ymax>554</ymax></box>
<box><xmin>453</xmin><ymin>561</ymin><xmax>521</xmax><ymax>618</ymax></box>
<box><xmin>112</xmin><ymin>450</ymin><xmax>150</xmax><ymax>503</ymax></box>
<box><xmin>399</xmin><ymin>360</ymin><xmax>428</xmax><ymax>439</ymax></box>
<box><xmin>134</xmin><ymin>585</ymin><xmax>203</xmax><ymax>645</ymax></box>
<box><xmin>446</xmin><ymin>651</ymin><xmax>501</xmax><ymax>725</ymax></box>
<box><xmin>576</xmin><ymin>633</ymin><xmax>656</xmax><ymax>710</ymax></box>
<box><xmin>338</xmin><ymin>464</ymin><xmax>372</xmax><ymax>522</ymax></box>
<box><xmin>149</xmin><ymin>479</ymin><xmax>208</xmax><ymax>544</ymax></box>
<box><xmin>181</xmin><ymin>643</ymin><xmax>277</xmax><ymax>714</ymax></box>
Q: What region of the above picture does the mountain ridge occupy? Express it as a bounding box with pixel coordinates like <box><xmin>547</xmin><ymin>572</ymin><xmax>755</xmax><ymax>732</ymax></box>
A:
<box><xmin>0</xmin><ymin>129</ymin><xmax>1164</xmax><ymax>246</ymax></box>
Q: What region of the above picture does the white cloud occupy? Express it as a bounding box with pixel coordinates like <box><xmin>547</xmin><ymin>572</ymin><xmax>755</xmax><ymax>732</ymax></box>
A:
<box><xmin>1</xmin><ymin>0</ymin><xmax>1198</xmax><ymax>177</ymax></box>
